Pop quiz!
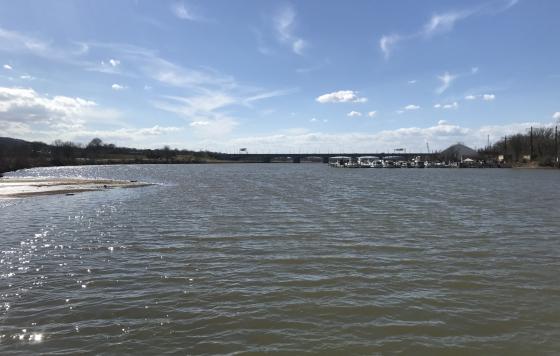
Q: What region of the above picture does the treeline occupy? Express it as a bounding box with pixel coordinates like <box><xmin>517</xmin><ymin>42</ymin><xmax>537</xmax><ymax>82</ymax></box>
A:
<box><xmin>0</xmin><ymin>137</ymin><xmax>222</xmax><ymax>174</ymax></box>
<box><xmin>479</xmin><ymin>126</ymin><xmax>559</xmax><ymax>166</ymax></box>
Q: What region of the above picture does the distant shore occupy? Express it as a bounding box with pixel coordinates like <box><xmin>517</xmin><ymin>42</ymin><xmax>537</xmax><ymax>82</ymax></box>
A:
<box><xmin>0</xmin><ymin>178</ymin><xmax>153</xmax><ymax>198</ymax></box>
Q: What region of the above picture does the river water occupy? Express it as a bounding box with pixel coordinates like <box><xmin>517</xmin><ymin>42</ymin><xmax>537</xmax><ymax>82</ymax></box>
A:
<box><xmin>1</xmin><ymin>164</ymin><xmax>559</xmax><ymax>354</ymax></box>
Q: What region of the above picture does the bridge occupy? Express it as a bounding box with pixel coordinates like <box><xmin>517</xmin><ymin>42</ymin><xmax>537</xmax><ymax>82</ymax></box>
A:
<box><xmin>214</xmin><ymin>152</ymin><xmax>437</xmax><ymax>163</ymax></box>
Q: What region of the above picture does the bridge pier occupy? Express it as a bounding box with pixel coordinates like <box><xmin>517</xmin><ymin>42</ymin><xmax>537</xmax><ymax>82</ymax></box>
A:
<box><xmin>292</xmin><ymin>157</ymin><xmax>301</xmax><ymax>163</ymax></box>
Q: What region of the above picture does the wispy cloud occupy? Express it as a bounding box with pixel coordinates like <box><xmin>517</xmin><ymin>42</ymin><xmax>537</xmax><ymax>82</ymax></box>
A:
<box><xmin>316</xmin><ymin>90</ymin><xmax>367</xmax><ymax>103</ymax></box>
<box><xmin>436</xmin><ymin>71</ymin><xmax>457</xmax><ymax>94</ymax></box>
<box><xmin>243</xmin><ymin>88</ymin><xmax>297</xmax><ymax>106</ymax></box>
<box><xmin>368</xmin><ymin>111</ymin><xmax>377</xmax><ymax>117</ymax></box>
<box><xmin>152</xmin><ymin>91</ymin><xmax>238</xmax><ymax>137</ymax></box>
<box><xmin>171</xmin><ymin>2</ymin><xmax>202</xmax><ymax>21</ymax></box>
<box><xmin>553</xmin><ymin>112</ymin><xmax>560</xmax><ymax>121</ymax></box>
<box><xmin>273</xmin><ymin>4</ymin><xmax>307</xmax><ymax>55</ymax></box>
<box><xmin>434</xmin><ymin>102</ymin><xmax>459</xmax><ymax>109</ymax></box>
<box><xmin>3</xmin><ymin>64</ymin><xmax>12</xmax><ymax>70</ymax></box>
<box><xmin>379</xmin><ymin>34</ymin><xmax>401</xmax><ymax>59</ymax></box>
<box><xmin>422</xmin><ymin>11</ymin><xmax>472</xmax><ymax>38</ymax></box>
<box><xmin>379</xmin><ymin>0</ymin><xmax>518</xmax><ymax>58</ymax></box>
<box><xmin>251</xmin><ymin>27</ymin><xmax>274</xmax><ymax>55</ymax></box>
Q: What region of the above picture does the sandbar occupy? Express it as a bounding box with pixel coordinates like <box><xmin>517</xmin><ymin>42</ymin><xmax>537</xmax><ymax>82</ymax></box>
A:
<box><xmin>0</xmin><ymin>178</ymin><xmax>153</xmax><ymax>198</ymax></box>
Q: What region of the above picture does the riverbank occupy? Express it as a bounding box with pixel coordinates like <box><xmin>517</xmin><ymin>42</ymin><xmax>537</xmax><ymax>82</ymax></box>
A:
<box><xmin>0</xmin><ymin>178</ymin><xmax>153</xmax><ymax>198</ymax></box>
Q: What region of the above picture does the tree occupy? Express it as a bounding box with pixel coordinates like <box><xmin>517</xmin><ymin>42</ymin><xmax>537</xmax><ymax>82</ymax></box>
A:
<box><xmin>87</xmin><ymin>138</ymin><xmax>103</xmax><ymax>148</ymax></box>
<box><xmin>86</xmin><ymin>137</ymin><xmax>103</xmax><ymax>160</ymax></box>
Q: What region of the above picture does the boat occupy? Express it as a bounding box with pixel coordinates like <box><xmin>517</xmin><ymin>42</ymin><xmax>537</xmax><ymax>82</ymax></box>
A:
<box><xmin>328</xmin><ymin>156</ymin><xmax>353</xmax><ymax>167</ymax></box>
<box><xmin>357</xmin><ymin>156</ymin><xmax>379</xmax><ymax>168</ymax></box>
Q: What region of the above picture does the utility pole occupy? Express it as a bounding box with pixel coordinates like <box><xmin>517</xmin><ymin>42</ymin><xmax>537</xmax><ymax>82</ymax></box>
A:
<box><xmin>530</xmin><ymin>126</ymin><xmax>533</xmax><ymax>160</ymax></box>
<box><xmin>554</xmin><ymin>126</ymin><xmax>558</xmax><ymax>167</ymax></box>
<box><xmin>504</xmin><ymin>135</ymin><xmax>507</xmax><ymax>161</ymax></box>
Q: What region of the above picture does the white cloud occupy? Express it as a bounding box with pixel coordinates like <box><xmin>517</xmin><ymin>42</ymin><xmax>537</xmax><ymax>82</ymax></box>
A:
<box><xmin>436</xmin><ymin>72</ymin><xmax>457</xmax><ymax>94</ymax></box>
<box><xmin>190</xmin><ymin>121</ymin><xmax>210</xmax><ymax>127</ymax></box>
<box><xmin>90</xmin><ymin>60</ymin><xmax>121</xmax><ymax>74</ymax></box>
<box><xmin>20</xmin><ymin>74</ymin><xmax>35</xmax><ymax>80</ymax></box>
<box><xmin>274</xmin><ymin>4</ymin><xmax>307</xmax><ymax>55</ymax></box>
<box><xmin>68</xmin><ymin>125</ymin><xmax>183</xmax><ymax>145</ymax></box>
<box><xmin>0</xmin><ymin>86</ymin><xmax>106</xmax><ymax>130</ymax></box>
<box><xmin>3</xmin><ymin>64</ymin><xmax>12</xmax><ymax>70</ymax></box>
<box><xmin>219</xmin><ymin>120</ymin><xmax>553</xmax><ymax>153</ymax></box>
<box><xmin>0</xmin><ymin>86</ymin><xmax>182</xmax><ymax>145</ymax></box>
<box><xmin>471</xmin><ymin>67</ymin><xmax>479</xmax><ymax>74</ymax></box>
<box><xmin>464</xmin><ymin>93</ymin><xmax>496</xmax><ymax>101</ymax></box>
<box><xmin>404</xmin><ymin>104</ymin><xmax>420</xmax><ymax>111</ymax></box>
<box><xmin>408</xmin><ymin>80</ymin><xmax>417</xmax><ymax>84</ymax></box>
<box><xmin>347</xmin><ymin>111</ymin><xmax>362</xmax><ymax>117</ymax></box>
<box><xmin>111</xmin><ymin>83</ymin><xmax>126</xmax><ymax>91</ymax></box>
<box><xmin>435</xmin><ymin>102</ymin><xmax>458</xmax><ymax>109</ymax></box>
<box><xmin>109</xmin><ymin>58</ymin><xmax>120</xmax><ymax>67</ymax></box>
<box><xmin>368</xmin><ymin>111</ymin><xmax>377</xmax><ymax>117</ymax></box>
<box><xmin>0</xmin><ymin>120</ymin><xmax>32</xmax><ymax>136</ymax></box>
<box><xmin>189</xmin><ymin>117</ymin><xmax>237</xmax><ymax>137</ymax></box>
<box><xmin>316</xmin><ymin>90</ymin><xmax>367</xmax><ymax>104</ymax></box>
<box><xmin>552</xmin><ymin>112</ymin><xmax>560</xmax><ymax>120</ymax></box>
<box><xmin>310</xmin><ymin>117</ymin><xmax>318</xmax><ymax>122</ymax></box>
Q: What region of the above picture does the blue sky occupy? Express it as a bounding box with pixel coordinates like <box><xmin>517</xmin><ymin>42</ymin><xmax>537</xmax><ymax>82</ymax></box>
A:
<box><xmin>0</xmin><ymin>0</ymin><xmax>559</xmax><ymax>152</ymax></box>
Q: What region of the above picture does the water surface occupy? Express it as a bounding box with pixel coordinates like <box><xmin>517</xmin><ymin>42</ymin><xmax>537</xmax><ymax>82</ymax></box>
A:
<box><xmin>1</xmin><ymin>164</ymin><xmax>560</xmax><ymax>354</ymax></box>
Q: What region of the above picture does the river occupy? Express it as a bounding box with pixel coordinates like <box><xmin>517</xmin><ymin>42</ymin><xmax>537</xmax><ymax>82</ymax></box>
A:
<box><xmin>1</xmin><ymin>164</ymin><xmax>559</xmax><ymax>354</ymax></box>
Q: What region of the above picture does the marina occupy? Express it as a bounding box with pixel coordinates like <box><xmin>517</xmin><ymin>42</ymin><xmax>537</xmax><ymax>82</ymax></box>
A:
<box><xmin>327</xmin><ymin>155</ymin><xmax>490</xmax><ymax>168</ymax></box>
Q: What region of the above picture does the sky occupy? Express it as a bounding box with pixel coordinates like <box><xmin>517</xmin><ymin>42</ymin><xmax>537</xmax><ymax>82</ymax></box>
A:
<box><xmin>0</xmin><ymin>0</ymin><xmax>559</xmax><ymax>153</ymax></box>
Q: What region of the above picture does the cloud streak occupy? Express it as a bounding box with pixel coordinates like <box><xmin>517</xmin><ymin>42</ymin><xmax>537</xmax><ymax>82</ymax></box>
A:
<box><xmin>273</xmin><ymin>4</ymin><xmax>307</xmax><ymax>55</ymax></box>
<box><xmin>379</xmin><ymin>0</ymin><xmax>518</xmax><ymax>58</ymax></box>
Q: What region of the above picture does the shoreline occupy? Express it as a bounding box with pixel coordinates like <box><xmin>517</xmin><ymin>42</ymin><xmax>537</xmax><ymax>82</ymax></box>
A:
<box><xmin>0</xmin><ymin>178</ymin><xmax>153</xmax><ymax>198</ymax></box>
